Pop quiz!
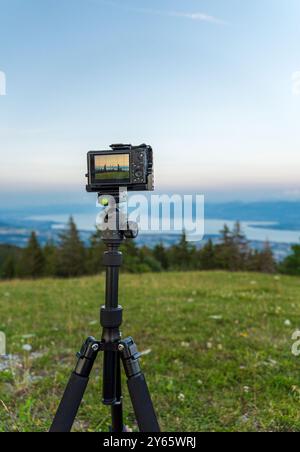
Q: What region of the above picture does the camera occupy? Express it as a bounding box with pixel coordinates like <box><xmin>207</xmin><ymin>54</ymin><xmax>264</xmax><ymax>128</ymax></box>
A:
<box><xmin>86</xmin><ymin>143</ymin><xmax>154</xmax><ymax>194</ymax></box>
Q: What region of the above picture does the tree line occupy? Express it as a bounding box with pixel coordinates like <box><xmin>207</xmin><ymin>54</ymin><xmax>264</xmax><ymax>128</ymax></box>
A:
<box><xmin>0</xmin><ymin>217</ymin><xmax>298</xmax><ymax>279</ymax></box>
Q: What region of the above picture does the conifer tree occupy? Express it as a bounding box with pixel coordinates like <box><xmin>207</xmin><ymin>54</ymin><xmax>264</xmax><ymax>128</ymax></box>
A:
<box><xmin>198</xmin><ymin>239</ymin><xmax>216</xmax><ymax>270</ymax></box>
<box><xmin>1</xmin><ymin>255</ymin><xmax>16</xmax><ymax>279</ymax></box>
<box><xmin>56</xmin><ymin>217</ymin><xmax>86</xmax><ymax>277</ymax></box>
<box><xmin>153</xmin><ymin>242</ymin><xmax>169</xmax><ymax>270</ymax></box>
<box><xmin>44</xmin><ymin>240</ymin><xmax>58</xmax><ymax>276</ymax></box>
<box><xmin>20</xmin><ymin>231</ymin><xmax>45</xmax><ymax>278</ymax></box>
<box><xmin>280</xmin><ymin>243</ymin><xmax>300</xmax><ymax>275</ymax></box>
<box><xmin>231</xmin><ymin>221</ymin><xmax>250</xmax><ymax>270</ymax></box>
<box><xmin>86</xmin><ymin>229</ymin><xmax>105</xmax><ymax>274</ymax></box>
<box><xmin>258</xmin><ymin>240</ymin><xmax>277</xmax><ymax>274</ymax></box>
<box><xmin>139</xmin><ymin>245</ymin><xmax>162</xmax><ymax>272</ymax></box>
<box><xmin>169</xmin><ymin>231</ymin><xmax>196</xmax><ymax>271</ymax></box>
<box><xmin>215</xmin><ymin>224</ymin><xmax>236</xmax><ymax>270</ymax></box>
<box><xmin>120</xmin><ymin>238</ymin><xmax>142</xmax><ymax>273</ymax></box>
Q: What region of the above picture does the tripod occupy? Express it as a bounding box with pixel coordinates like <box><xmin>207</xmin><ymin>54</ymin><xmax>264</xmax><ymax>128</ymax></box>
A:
<box><xmin>49</xmin><ymin>202</ymin><xmax>160</xmax><ymax>433</ymax></box>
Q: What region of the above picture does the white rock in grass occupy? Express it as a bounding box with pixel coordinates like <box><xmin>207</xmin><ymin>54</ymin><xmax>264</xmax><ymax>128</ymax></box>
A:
<box><xmin>22</xmin><ymin>344</ymin><xmax>32</xmax><ymax>352</ymax></box>
<box><xmin>181</xmin><ymin>342</ymin><xmax>190</xmax><ymax>348</ymax></box>
<box><xmin>284</xmin><ymin>320</ymin><xmax>292</xmax><ymax>327</ymax></box>
<box><xmin>178</xmin><ymin>393</ymin><xmax>185</xmax><ymax>402</ymax></box>
<box><xmin>209</xmin><ymin>315</ymin><xmax>223</xmax><ymax>320</ymax></box>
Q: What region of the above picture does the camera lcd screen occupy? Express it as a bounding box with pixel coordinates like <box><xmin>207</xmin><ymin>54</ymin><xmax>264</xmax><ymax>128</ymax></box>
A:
<box><xmin>93</xmin><ymin>154</ymin><xmax>130</xmax><ymax>183</ymax></box>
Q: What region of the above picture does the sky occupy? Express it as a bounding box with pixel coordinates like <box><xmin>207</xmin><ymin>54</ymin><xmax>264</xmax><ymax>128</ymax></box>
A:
<box><xmin>0</xmin><ymin>0</ymin><xmax>300</xmax><ymax>207</ymax></box>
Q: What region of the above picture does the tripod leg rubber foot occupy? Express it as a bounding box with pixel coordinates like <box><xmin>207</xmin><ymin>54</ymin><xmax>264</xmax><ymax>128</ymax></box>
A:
<box><xmin>50</xmin><ymin>372</ymin><xmax>89</xmax><ymax>432</ymax></box>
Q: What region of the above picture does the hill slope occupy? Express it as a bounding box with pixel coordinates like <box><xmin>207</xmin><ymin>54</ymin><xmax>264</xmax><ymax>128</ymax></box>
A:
<box><xmin>0</xmin><ymin>272</ymin><xmax>300</xmax><ymax>432</ymax></box>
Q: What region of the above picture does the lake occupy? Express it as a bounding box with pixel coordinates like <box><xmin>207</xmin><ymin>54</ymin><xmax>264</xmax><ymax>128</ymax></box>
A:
<box><xmin>28</xmin><ymin>213</ymin><xmax>300</xmax><ymax>244</ymax></box>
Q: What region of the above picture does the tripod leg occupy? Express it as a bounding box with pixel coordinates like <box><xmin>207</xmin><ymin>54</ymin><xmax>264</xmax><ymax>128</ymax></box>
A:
<box><xmin>120</xmin><ymin>338</ymin><xmax>160</xmax><ymax>433</ymax></box>
<box><xmin>50</xmin><ymin>337</ymin><xmax>100</xmax><ymax>432</ymax></box>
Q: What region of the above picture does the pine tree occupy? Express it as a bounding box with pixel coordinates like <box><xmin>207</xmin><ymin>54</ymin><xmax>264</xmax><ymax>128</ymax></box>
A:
<box><xmin>169</xmin><ymin>231</ymin><xmax>196</xmax><ymax>271</ymax></box>
<box><xmin>56</xmin><ymin>217</ymin><xmax>86</xmax><ymax>277</ymax></box>
<box><xmin>220</xmin><ymin>224</ymin><xmax>231</xmax><ymax>245</ymax></box>
<box><xmin>153</xmin><ymin>242</ymin><xmax>169</xmax><ymax>270</ymax></box>
<box><xmin>198</xmin><ymin>239</ymin><xmax>216</xmax><ymax>270</ymax></box>
<box><xmin>1</xmin><ymin>255</ymin><xmax>16</xmax><ymax>279</ymax></box>
<box><xmin>44</xmin><ymin>240</ymin><xmax>58</xmax><ymax>277</ymax></box>
<box><xmin>258</xmin><ymin>241</ymin><xmax>277</xmax><ymax>274</ymax></box>
<box><xmin>280</xmin><ymin>244</ymin><xmax>300</xmax><ymax>276</ymax></box>
<box><xmin>139</xmin><ymin>246</ymin><xmax>162</xmax><ymax>273</ymax></box>
<box><xmin>245</xmin><ymin>249</ymin><xmax>260</xmax><ymax>272</ymax></box>
<box><xmin>120</xmin><ymin>239</ymin><xmax>142</xmax><ymax>273</ymax></box>
<box><xmin>231</xmin><ymin>221</ymin><xmax>250</xmax><ymax>270</ymax></box>
<box><xmin>215</xmin><ymin>224</ymin><xmax>236</xmax><ymax>271</ymax></box>
<box><xmin>86</xmin><ymin>229</ymin><xmax>105</xmax><ymax>274</ymax></box>
<box><xmin>20</xmin><ymin>231</ymin><xmax>45</xmax><ymax>278</ymax></box>
<box><xmin>215</xmin><ymin>223</ymin><xmax>250</xmax><ymax>271</ymax></box>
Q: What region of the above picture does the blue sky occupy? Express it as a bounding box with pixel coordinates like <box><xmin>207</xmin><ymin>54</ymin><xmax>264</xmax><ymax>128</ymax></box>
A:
<box><xmin>0</xmin><ymin>0</ymin><xmax>300</xmax><ymax>206</ymax></box>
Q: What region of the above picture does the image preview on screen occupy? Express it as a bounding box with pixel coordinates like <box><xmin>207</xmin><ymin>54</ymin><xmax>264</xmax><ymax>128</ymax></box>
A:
<box><xmin>94</xmin><ymin>154</ymin><xmax>130</xmax><ymax>181</ymax></box>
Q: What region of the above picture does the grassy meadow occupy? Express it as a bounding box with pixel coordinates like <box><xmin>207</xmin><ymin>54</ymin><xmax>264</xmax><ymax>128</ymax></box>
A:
<box><xmin>0</xmin><ymin>271</ymin><xmax>300</xmax><ymax>432</ymax></box>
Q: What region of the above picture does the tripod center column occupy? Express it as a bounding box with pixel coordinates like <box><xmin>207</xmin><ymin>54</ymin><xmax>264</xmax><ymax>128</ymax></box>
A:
<box><xmin>101</xmin><ymin>243</ymin><xmax>124</xmax><ymax>407</ymax></box>
<box><xmin>104</xmin><ymin>245</ymin><xmax>123</xmax><ymax>309</ymax></box>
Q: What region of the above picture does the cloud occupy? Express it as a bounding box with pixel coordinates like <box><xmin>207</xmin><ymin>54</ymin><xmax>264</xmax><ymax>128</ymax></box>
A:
<box><xmin>96</xmin><ymin>1</ymin><xmax>227</xmax><ymax>25</ymax></box>
<box><xmin>168</xmin><ymin>11</ymin><xmax>227</xmax><ymax>25</ymax></box>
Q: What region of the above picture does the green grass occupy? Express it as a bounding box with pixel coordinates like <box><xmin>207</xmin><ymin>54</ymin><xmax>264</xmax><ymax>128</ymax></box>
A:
<box><xmin>95</xmin><ymin>171</ymin><xmax>129</xmax><ymax>180</ymax></box>
<box><xmin>0</xmin><ymin>271</ymin><xmax>300</xmax><ymax>432</ymax></box>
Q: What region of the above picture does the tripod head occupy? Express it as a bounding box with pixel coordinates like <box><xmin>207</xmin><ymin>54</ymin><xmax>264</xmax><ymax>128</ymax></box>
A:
<box><xmin>97</xmin><ymin>192</ymin><xmax>138</xmax><ymax>244</ymax></box>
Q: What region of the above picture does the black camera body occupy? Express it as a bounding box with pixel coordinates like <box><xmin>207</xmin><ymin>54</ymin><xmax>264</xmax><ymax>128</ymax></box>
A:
<box><xmin>86</xmin><ymin>144</ymin><xmax>154</xmax><ymax>194</ymax></box>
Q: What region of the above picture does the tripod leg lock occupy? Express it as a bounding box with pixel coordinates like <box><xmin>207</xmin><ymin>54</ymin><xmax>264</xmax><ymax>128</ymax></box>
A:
<box><xmin>75</xmin><ymin>337</ymin><xmax>101</xmax><ymax>377</ymax></box>
<box><xmin>119</xmin><ymin>337</ymin><xmax>142</xmax><ymax>378</ymax></box>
